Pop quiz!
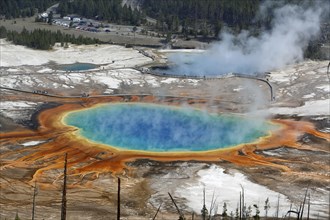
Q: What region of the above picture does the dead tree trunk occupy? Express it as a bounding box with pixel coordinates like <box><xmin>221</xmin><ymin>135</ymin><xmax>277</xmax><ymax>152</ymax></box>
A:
<box><xmin>300</xmin><ymin>188</ymin><xmax>309</xmax><ymax>220</ymax></box>
<box><xmin>276</xmin><ymin>194</ymin><xmax>280</xmax><ymax>219</ymax></box>
<box><xmin>327</xmin><ymin>61</ymin><xmax>330</xmax><ymax>81</ymax></box>
<box><xmin>307</xmin><ymin>193</ymin><xmax>311</xmax><ymax>220</ymax></box>
<box><xmin>239</xmin><ymin>192</ymin><xmax>242</xmax><ymax>220</ymax></box>
<box><xmin>286</xmin><ymin>187</ymin><xmax>309</xmax><ymax>220</ymax></box>
<box><xmin>61</xmin><ymin>153</ymin><xmax>68</xmax><ymax>220</ymax></box>
<box><xmin>288</xmin><ymin>204</ymin><xmax>292</xmax><ymax>220</ymax></box>
<box><xmin>240</xmin><ymin>185</ymin><xmax>245</xmax><ymax>220</ymax></box>
<box><xmin>168</xmin><ymin>192</ymin><xmax>185</xmax><ymax>220</ymax></box>
<box><xmin>152</xmin><ymin>202</ymin><xmax>162</xmax><ymax>220</ymax></box>
<box><xmin>117</xmin><ymin>177</ymin><xmax>121</xmax><ymax>220</ymax></box>
<box><xmin>31</xmin><ymin>181</ymin><xmax>37</xmax><ymax>220</ymax></box>
<box><xmin>202</xmin><ymin>188</ymin><xmax>207</xmax><ymax>220</ymax></box>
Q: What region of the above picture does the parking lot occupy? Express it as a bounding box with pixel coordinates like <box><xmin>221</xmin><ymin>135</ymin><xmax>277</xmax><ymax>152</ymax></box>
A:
<box><xmin>51</xmin><ymin>14</ymin><xmax>142</xmax><ymax>35</ymax></box>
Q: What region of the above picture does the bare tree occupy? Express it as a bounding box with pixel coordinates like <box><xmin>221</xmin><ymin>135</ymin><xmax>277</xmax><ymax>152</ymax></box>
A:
<box><xmin>288</xmin><ymin>203</ymin><xmax>292</xmax><ymax>220</ymax></box>
<box><xmin>31</xmin><ymin>181</ymin><xmax>38</xmax><ymax>220</ymax></box>
<box><xmin>201</xmin><ymin>188</ymin><xmax>208</xmax><ymax>220</ymax></box>
<box><xmin>276</xmin><ymin>194</ymin><xmax>280</xmax><ymax>219</ymax></box>
<box><xmin>239</xmin><ymin>192</ymin><xmax>242</xmax><ymax>220</ymax></box>
<box><xmin>307</xmin><ymin>193</ymin><xmax>311</xmax><ymax>220</ymax></box>
<box><xmin>61</xmin><ymin>153</ymin><xmax>68</xmax><ymax>220</ymax></box>
<box><xmin>117</xmin><ymin>177</ymin><xmax>121</xmax><ymax>220</ymax></box>
<box><xmin>152</xmin><ymin>202</ymin><xmax>162</xmax><ymax>220</ymax></box>
<box><xmin>168</xmin><ymin>192</ymin><xmax>185</xmax><ymax>220</ymax></box>
<box><xmin>300</xmin><ymin>188</ymin><xmax>309</xmax><ymax>219</ymax></box>
<box><xmin>240</xmin><ymin>185</ymin><xmax>245</xmax><ymax>219</ymax></box>
<box><xmin>286</xmin><ymin>187</ymin><xmax>309</xmax><ymax>220</ymax></box>
<box><xmin>264</xmin><ymin>197</ymin><xmax>270</xmax><ymax>219</ymax></box>
<box><xmin>327</xmin><ymin>61</ymin><xmax>330</xmax><ymax>81</ymax></box>
<box><xmin>208</xmin><ymin>190</ymin><xmax>218</xmax><ymax>219</ymax></box>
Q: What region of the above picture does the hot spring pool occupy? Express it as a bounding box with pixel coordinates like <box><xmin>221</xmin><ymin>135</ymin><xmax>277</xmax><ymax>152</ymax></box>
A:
<box><xmin>57</xmin><ymin>63</ymin><xmax>97</xmax><ymax>71</ymax></box>
<box><xmin>64</xmin><ymin>103</ymin><xmax>276</xmax><ymax>152</ymax></box>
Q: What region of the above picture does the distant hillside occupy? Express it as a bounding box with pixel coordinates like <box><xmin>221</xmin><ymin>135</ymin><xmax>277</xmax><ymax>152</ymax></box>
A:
<box><xmin>1</xmin><ymin>0</ymin><xmax>328</xmax><ymax>59</ymax></box>
<box><xmin>0</xmin><ymin>0</ymin><xmax>58</xmax><ymax>18</ymax></box>
<box><xmin>142</xmin><ymin>0</ymin><xmax>260</xmax><ymax>34</ymax></box>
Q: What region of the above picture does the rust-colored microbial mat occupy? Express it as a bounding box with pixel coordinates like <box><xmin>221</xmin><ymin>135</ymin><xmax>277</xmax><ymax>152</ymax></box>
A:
<box><xmin>1</xmin><ymin>95</ymin><xmax>329</xmax><ymax>187</ymax></box>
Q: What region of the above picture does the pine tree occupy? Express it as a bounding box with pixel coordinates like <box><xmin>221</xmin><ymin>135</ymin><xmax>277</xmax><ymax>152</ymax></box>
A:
<box><xmin>3</xmin><ymin>27</ymin><xmax>101</xmax><ymax>50</ymax></box>
<box><xmin>235</xmin><ymin>207</ymin><xmax>239</xmax><ymax>220</ymax></box>
<box><xmin>0</xmin><ymin>26</ymin><xmax>7</xmax><ymax>38</ymax></box>
<box><xmin>166</xmin><ymin>31</ymin><xmax>172</xmax><ymax>43</ymax></box>
<box><xmin>264</xmin><ymin>197</ymin><xmax>270</xmax><ymax>218</ymax></box>
<box><xmin>247</xmin><ymin>205</ymin><xmax>252</xmax><ymax>219</ymax></box>
<box><xmin>253</xmin><ymin>204</ymin><xmax>260</xmax><ymax>220</ymax></box>
<box><xmin>15</xmin><ymin>212</ymin><xmax>20</xmax><ymax>220</ymax></box>
<box><xmin>48</xmin><ymin>11</ymin><xmax>53</xmax><ymax>25</ymax></box>
<box><xmin>222</xmin><ymin>202</ymin><xmax>228</xmax><ymax>217</ymax></box>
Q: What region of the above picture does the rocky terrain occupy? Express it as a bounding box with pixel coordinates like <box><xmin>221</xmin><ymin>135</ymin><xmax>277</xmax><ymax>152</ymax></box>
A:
<box><xmin>0</xmin><ymin>40</ymin><xmax>329</xmax><ymax>219</ymax></box>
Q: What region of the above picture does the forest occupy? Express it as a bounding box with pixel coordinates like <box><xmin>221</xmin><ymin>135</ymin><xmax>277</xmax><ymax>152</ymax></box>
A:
<box><xmin>57</xmin><ymin>0</ymin><xmax>145</xmax><ymax>26</ymax></box>
<box><xmin>143</xmin><ymin>0</ymin><xmax>260</xmax><ymax>36</ymax></box>
<box><xmin>0</xmin><ymin>0</ymin><xmax>58</xmax><ymax>18</ymax></box>
<box><xmin>0</xmin><ymin>26</ymin><xmax>102</xmax><ymax>50</ymax></box>
<box><xmin>1</xmin><ymin>0</ymin><xmax>262</xmax><ymax>35</ymax></box>
<box><xmin>0</xmin><ymin>0</ymin><xmax>144</xmax><ymax>26</ymax></box>
<box><xmin>1</xmin><ymin>0</ymin><xmax>315</xmax><ymax>37</ymax></box>
<box><xmin>0</xmin><ymin>0</ymin><xmax>325</xmax><ymax>58</ymax></box>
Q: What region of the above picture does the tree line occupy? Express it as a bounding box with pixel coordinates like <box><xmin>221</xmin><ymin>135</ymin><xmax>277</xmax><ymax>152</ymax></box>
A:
<box><xmin>57</xmin><ymin>0</ymin><xmax>145</xmax><ymax>26</ymax></box>
<box><xmin>0</xmin><ymin>26</ymin><xmax>102</xmax><ymax>50</ymax></box>
<box><xmin>142</xmin><ymin>0</ymin><xmax>260</xmax><ymax>37</ymax></box>
<box><xmin>0</xmin><ymin>0</ymin><xmax>145</xmax><ymax>26</ymax></box>
<box><xmin>0</xmin><ymin>0</ymin><xmax>57</xmax><ymax>19</ymax></box>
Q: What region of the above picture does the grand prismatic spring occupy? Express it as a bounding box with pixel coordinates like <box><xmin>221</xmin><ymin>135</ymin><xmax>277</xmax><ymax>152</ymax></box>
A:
<box><xmin>64</xmin><ymin>103</ymin><xmax>277</xmax><ymax>152</ymax></box>
<box><xmin>1</xmin><ymin>93</ymin><xmax>329</xmax><ymax>219</ymax></box>
<box><xmin>2</xmin><ymin>95</ymin><xmax>328</xmax><ymax>177</ymax></box>
<box><xmin>1</xmin><ymin>0</ymin><xmax>330</xmax><ymax>218</ymax></box>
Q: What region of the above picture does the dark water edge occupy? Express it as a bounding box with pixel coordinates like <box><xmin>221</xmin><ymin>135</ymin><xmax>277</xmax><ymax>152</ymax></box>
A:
<box><xmin>23</xmin><ymin>102</ymin><xmax>62</xmax><ymax>130</ymax></box>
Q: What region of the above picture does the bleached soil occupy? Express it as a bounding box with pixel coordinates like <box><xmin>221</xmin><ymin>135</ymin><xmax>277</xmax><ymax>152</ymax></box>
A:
<box><xmin>0</xmin><ymin>39</ymin><xmax>152</xmax><ymax>67</ymax></box>
<box><xmin>266</xmin><ymin>60</ymin><xmax>330</xmax><ymax>116</ymax></box>
<box><xmin>0</xmin><ymin>43</ymin><xmax>329</xmax><ymax>219</ymax></box>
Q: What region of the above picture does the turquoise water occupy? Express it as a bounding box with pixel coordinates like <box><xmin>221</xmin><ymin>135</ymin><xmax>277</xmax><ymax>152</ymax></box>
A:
<box><xmin>64</xmin><ymin>103</ymin><xmax>275</xmax><ymax>152</ymax></box>
<box><xmin>59</xmin><ymin>63</ymin><xmax>97</xmax><ymax>71</ymax></box>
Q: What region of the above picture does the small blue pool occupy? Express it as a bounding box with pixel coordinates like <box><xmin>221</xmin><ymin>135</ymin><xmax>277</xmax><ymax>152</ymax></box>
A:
<box><xmin>58</xmin><ymin>63</ymin><xmax>97</xmax><ymax>71</ymax></box>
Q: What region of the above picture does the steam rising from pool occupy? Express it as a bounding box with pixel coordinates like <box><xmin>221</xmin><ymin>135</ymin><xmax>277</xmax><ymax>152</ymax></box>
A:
<box><xmin>64</xmin><ymin>103</ymin><xmax>277</xmax><ymax>152</ymax></box>
<box><xmin>165</xmin><ymin>1</ymin><xmax>327</xmax><ymax>76</ymax></box>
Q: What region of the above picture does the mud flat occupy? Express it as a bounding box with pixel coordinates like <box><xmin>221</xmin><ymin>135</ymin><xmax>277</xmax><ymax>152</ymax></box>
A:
<box><xmin>0</xmin><ymin>42</ymin><xmax>329</xmax><ymax>219</ymax></box>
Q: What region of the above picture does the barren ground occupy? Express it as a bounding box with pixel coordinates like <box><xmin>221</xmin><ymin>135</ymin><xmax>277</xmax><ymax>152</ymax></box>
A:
<box><xmin>0</xmin><ymin>40</ymin><xmax>329</xmax><ymax>220</ymax></box>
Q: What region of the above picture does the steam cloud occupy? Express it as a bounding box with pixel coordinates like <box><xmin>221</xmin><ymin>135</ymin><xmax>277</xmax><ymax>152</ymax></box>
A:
<box><xmin>167</xmin><ymin>1</ymin><xmax>327</xmax><ymax>76</ymax></box>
